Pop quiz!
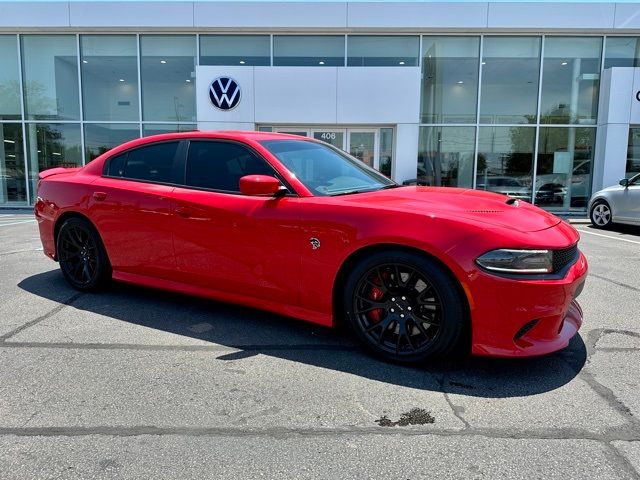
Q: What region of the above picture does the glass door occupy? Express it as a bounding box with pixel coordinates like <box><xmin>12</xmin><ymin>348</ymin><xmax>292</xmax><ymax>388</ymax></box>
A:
<box><xmin>311</xmin><ymin>129</ymin><xmax>346</xmax><ymax>150</ymax></box>
<box><xmin>264</xmin><ymin>126</ymin><xmax>393</xmax><ymax>176</ymax></box>
<box><xmin>347</xmin><ymin>130</ymin><xmax>378</xmax><ymax>169</ymax></box>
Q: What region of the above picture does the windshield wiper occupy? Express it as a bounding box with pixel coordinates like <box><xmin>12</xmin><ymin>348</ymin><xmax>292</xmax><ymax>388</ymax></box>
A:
<box><xmin>331</xmin><ymin>184</ymin><xmax>399</xmax><ymax>196</ymax></box>
<box><xmin>330</xmin><ymin>189</ymin><xmax>375</xmax><ymax>196</ymax></box>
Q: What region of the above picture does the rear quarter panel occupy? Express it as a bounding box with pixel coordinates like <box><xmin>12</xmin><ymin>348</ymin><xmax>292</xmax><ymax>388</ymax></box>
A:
<box><xmin>35</xmin><ymin>172</ymin><xmax>94</xmax><ymax>259</ymax></box>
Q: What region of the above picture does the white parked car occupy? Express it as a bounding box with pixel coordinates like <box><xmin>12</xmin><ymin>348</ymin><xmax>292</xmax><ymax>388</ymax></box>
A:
<box><xmin>589</xmin><ymin>173</ymin><xmax>640</xmax><ymax>228</ymax></box>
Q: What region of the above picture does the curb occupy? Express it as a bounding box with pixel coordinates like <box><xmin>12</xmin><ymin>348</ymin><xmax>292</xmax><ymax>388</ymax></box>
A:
<box><xmin>566</xmin><ymin>218</ymin><xmax>591</xmax><ymax>225</ymax></box>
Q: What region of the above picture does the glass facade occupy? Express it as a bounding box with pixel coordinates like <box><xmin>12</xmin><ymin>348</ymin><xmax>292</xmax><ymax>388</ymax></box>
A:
<box><xmin>536</xmin><ymin>127</ymin><xmax>595</xmax><ymax>210</ymax></box>
<box><xmin>84</xmin><ymin>123</ymin><xmax>139</xmax><ymax>162</ymax></box>
<box><xmin>22</xmin><ymin>35</ymin><xmax>80</xmax><ymax>120</ymax></box>
<box><xmin>604</xmin><ymin>37</ymin><xmax>640</xmax><ymax>69</ymax></box>
<box><xmin>140</xmin><ymin>35</ymin><xmax>196</xmax><ymax>123</ymax></box>
<box><xmin>274</xmin><ymin>36</ymin><xmax>344</xmax><ymax>66</ymax></box>
<box><xmin>626</xmin><ymin>128</ymin><xmax>640</xmax><ymax>178</ymax></box>
<box><xmin>477</xmin><ymin>127</ymin><xmax>536</xmax><ymax>201</ymax></box>
<box><xmin>0</xmin><ymin>32</ymin><xmax>635</xmax><ymax>209</ymax></box>
<box><xmin>25</xmin><ymin>123</ymin><xmax>82</xmax><ymax>203</ymax></box>
<box><xmin>81</xmin><ymin>35</ymin><xmax>139</xmax><ymax>122</ymax></box>
<box><xmin>419</xmin><ymin>35</ymin><xmax>605</xmax><ymax>212</ymax></box>
<box><xmin>421</xmin><ymin>36</ymin><xmax>480</xmax><ymax>124</ymax></box>
<box><xmin>0</xmin><ymin>35</ymin><xmax>21</xmax><ymax>121</ymax></box>
<box><xmin>417</xmin><ymin>126</ymin><xmax>475</xmax><ymax>188</ymax></box>
<box><xmin>200</xmin><ymin>35</ymin><xmax>270</xmax><ymax>66</ymax></box>
<box><xmin>540</xmin><ymin>37</ymin><xmax>601</xmax><ymax>125</ymax></box>
<box><xmin>480</xmin><ymin>37</ymin><xmax>540</xmax><ymax>124</ymax></box>
<box><xmin>347</xmin><ymin>36</ymin><xmax>419</xmax><ymax>67</ymax></box>
<box><xmin>0</xmin><ymin>123</ymin><xmax>26</xmax><ymax>204</ymax></box>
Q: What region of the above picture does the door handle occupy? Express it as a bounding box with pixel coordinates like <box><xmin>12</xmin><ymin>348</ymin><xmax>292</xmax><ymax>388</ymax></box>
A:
<box><xmin>175</xmin><ymin>206</ymin><xmax>192</xmax><ymax>218</ymax></box>
<box><xmin>93</xmin><ymin>191</ymin><xmax>107</xmax><ymax>201</ymax></box>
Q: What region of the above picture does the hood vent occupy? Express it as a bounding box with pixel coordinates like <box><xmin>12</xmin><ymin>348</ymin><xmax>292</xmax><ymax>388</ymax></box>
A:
<box><xmin>465</xmin><ymin>210</ymin><xmax>504</xmax><ymax>213</ymax></box>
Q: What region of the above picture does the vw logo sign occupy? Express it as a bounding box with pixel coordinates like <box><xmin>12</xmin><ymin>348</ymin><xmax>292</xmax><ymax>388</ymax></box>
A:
<box><xmin>209</xmin><ymin>76</ymin><xmax>241</xmax><ymax>111</ymax></box>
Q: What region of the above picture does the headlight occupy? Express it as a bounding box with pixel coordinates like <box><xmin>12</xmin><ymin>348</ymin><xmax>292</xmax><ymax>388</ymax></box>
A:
<box><xmin>476</xmin><ymin>249</ymin><xmax>553</xmax><ymax>274</ymax></box>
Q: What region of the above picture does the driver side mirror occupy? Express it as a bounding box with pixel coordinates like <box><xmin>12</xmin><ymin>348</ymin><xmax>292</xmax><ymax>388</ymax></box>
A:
<box><xmin>239</xmin><ymin>175</ymin><xmax>285</xmax><ymax>196</ymax></box>
<box><xmin>619</xmin><ymin>178</ymin><xmax>629</xmax><ymax>188</ymax></box>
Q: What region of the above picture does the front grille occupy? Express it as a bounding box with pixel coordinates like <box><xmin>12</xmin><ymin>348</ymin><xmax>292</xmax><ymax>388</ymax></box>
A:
<box><xmin>552</xmin><ymin>244</ymin><xmax>579</xmax><ymax>273</ymax></box>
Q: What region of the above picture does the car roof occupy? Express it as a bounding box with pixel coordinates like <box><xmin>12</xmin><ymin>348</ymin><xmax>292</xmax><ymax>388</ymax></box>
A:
<box><xmin>81</xmin><ymin>130</ymin><xmax>318</xmax><ymax>176</ymax></box>
<box><xmin>126</xmin><ymin>130</ymin><xmax>311</xmax><ymax>147</ymax></box>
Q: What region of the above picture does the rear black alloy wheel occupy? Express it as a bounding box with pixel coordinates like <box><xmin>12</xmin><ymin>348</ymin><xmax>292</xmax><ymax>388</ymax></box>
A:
<box><xmin>344</xmin><ymin>251</ymin><xmax>464</xmax><ymax>363</ymax></box>
<box><xmin>57</xmin><ymin>217</ymin><xmax>110</xmax><ymax>291</ymax></box>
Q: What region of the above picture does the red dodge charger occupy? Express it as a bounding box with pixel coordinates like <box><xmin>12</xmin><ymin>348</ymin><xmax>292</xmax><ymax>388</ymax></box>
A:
<box><xmin>34</xmin><ymin>131</ymin><xmax>587</xmax><ymax>363</ymax></box>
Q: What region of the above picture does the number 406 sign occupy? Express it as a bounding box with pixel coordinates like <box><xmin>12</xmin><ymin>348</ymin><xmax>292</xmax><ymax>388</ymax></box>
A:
<box><xmin>320</xmin><ymin>132</ymin><xmax>336</xmax><ymax>140</ymax></box>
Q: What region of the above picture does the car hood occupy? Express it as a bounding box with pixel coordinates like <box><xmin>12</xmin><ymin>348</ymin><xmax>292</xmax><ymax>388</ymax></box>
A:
<box><xmin>336</xmin><ymin>186</ymin><xmax>562</xmax><ymax>233</ymax></box>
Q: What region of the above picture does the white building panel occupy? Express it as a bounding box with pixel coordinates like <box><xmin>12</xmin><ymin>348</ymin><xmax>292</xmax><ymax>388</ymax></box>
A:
<box><xmin>614</xmin><ymin>3</ymin><xmax>640</xmax><ymax>29</ymax></box>
<box><xmin>254</xmin><ymin>67</ymin><xmax>338</xmax><ymax>124</ymax></box>
<box><xmin>0</xmin><ymin>1</ymin><xmax>70</xmax><ymax>27</ymax></box>
<box><xmin>194</xmin><ymin>2</ymin><xmax>347</xmax><ymax>29</ymax></box>
<box><xmin>487</xmin><ymin>2</ymin><xmax>615</xmax><ymax>30</ymax></box>
<box><xmin>346</xmin><ymin>2</ymin><xmax>488</xmax><ymax>29</ymax></box>
<box><xmin>69</xmin><ymin>2</ymin><xmax>194</xmax><ymax>28</ymax></box>
<box><xmin>336</xmin><ymin>67</ymin><xmax>420</xmax><ymax>124</ymax></box>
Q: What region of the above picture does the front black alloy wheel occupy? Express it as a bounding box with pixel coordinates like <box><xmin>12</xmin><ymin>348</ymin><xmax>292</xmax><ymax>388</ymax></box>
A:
<box><xmin>57</xmin><ymin>217</ymin><xmax>111</xmax><ymax>291</ymax></box>
<box><xmin>343</xmin><ymin>251</ymin><xmax>465</xmax><ymax>363</ymax></box>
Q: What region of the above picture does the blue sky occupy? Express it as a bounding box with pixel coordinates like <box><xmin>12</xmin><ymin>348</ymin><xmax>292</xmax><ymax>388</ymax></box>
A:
<box><xmin>1</xmin><ymin>0</ymin><xmax>637</xmax><ymax>3</ymax></box>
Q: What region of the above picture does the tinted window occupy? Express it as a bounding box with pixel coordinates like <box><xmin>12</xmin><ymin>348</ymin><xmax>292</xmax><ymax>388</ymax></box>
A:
<box><xmin>122</xmin><ymin>142</ymin><xmax>179</xmax><ymax>182</ymax></box>
<box><xmin>106</xmin><ymin>153</ymin><xmax>127</xmax><ymax>177</ymax></box>
<box><xmin>259</xmin><ymin>140</ymin><xmax>393</xmax><ymax>196</ymax></box>
<box><xmin>186</xmin><ymin>141</ymin><xmax>274</xmax><ymax>191</ymax></box>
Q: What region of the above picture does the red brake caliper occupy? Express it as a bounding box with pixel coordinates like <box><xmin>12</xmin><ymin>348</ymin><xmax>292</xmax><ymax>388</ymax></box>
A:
<box><xmin>367</xmin><ymin>274</ymin><xmax>387</xmax><ymax>324</ymax></box>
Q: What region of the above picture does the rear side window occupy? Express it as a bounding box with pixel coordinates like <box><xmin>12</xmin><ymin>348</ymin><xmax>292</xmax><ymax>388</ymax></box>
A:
<box><xmin>106</xmin><ymin>153</ymin><xmax>127</xmax><ymax>177</ymax></box>
<box><xmin>185</xmin><ymin>141</ymin><xmax>275</xmax><ymax>192</ymax></box>
<box><xmin>108</xmin><ymin>142</ymin><xmax>179</xmax><ymax>183</ymax></box>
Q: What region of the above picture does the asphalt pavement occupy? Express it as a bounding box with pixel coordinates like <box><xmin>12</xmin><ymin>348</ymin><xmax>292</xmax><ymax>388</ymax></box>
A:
<box><xmin>0</xmin><ymin>213</ymin><xmax>639</xmax><ymax>479</ymax></box>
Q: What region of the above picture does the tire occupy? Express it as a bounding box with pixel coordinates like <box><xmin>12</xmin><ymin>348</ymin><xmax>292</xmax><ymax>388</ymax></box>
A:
<box><xmin>56</xmin><ymin>216</ymin><xmax>111</xmax><ymax>291</ymax></box>
<box><xmin>590</xmin><ymin>200</ymin><xmax>613</xmax><ymax>229</ymax></box>
<box><xmin>342</xmin><ymin>250</ymin><xmax>465</xmax><ymax>364</ymax></box>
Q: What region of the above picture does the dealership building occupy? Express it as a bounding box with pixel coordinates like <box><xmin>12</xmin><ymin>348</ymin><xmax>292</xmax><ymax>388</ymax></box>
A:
<box><xmin>2</xmin><ymin>0</ymin><xmax>640</xmax><ymax>212</ymax></box>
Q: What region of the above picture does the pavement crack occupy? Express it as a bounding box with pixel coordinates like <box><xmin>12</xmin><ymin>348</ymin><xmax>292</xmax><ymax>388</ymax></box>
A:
<box><xmin>589</xmin><ymin>273</ymin><xmax>640</xmax><ymax>293</ymax></box>
<box><xmin>606</xmin><ymin>441</ymin><xmax>640</xmax><ymax>480</ymax></box>
<box><xmin>579</xmin><ymin>367</ymin><xmax>639</xmax><ymax>428</ymax></box>
<box><xmin>0</xmin><ymin>425</ymin><xmax>639</xmax><ymax>442</ymax></box>
<box><xmin>437</xmin><ymin>373</ymin><xmax>470</xmax><ymax>430</ymax></box>
<box><xmin>0</xmin><ymin>292</ymin><xmax>84</xmax><ymax>342</ymax></box>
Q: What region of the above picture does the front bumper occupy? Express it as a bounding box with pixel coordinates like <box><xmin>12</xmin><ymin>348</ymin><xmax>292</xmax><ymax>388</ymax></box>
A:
<box><xmin>469</xmin><ymin>251</ymin><xmax>588</xmax><ymax>358</ymax></box>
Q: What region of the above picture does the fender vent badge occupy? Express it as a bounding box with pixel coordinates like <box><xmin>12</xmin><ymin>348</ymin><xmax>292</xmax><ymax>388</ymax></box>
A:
<box><xmin>310</xmin><ymin>237</ymin><xmax>321</xmax><ymax>250</ymax></box>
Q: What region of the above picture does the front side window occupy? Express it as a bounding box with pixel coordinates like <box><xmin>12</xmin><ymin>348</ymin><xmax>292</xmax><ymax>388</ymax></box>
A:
<box><xmin>259</xmin><ymin>139</ymin><xmax>394</xmax><ymax>196</ymax></box>
<box><xmin>112</xmin><ymin>142</ymin><xmax>179</xmax><ymax>183</ymax></box>
<box><xmin>185</xmin><ymin>141</ymin><xmax>275</xmax><ymax>192</ymax></box>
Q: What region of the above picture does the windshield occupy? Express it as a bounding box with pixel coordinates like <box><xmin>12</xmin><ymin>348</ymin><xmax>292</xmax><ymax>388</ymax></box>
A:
<box><xmin>259</xmin><ymin>139</ymin><xmax>395</xmax><ymax>196</ymax></box>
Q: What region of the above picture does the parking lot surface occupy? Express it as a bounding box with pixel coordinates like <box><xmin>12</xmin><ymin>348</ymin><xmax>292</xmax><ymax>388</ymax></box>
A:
<box><xmin>0</xmin><ymin>213</ymin><xmax>639</xmax><ymax>479</ymax></box>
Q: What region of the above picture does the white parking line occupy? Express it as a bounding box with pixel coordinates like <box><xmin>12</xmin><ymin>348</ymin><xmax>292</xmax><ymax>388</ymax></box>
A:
<box><xmin>0</xmin><ymin>220</ymin><xmax>36</xmax><ymax>227</ymax></box>
<box><xmin>577</xmin><ymin>228</ymin><xmax>640</xmax><ymax>245</ymax></box>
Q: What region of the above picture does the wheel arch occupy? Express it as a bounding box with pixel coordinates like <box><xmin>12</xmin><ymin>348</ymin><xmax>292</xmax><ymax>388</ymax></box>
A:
<box><xmin>589</xmin><ymin>196</ymin><xmax>614</xmax><ymax>221</ymax></box>
<box><xmin>53</xmin><ymin>211</ymin><xmax>105</xmax><ymax>260</ymax></box>
<box><xmin>331</xmin><ymin>243</ymin><xmax>472</xmax><ymax>352</ymax></box>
